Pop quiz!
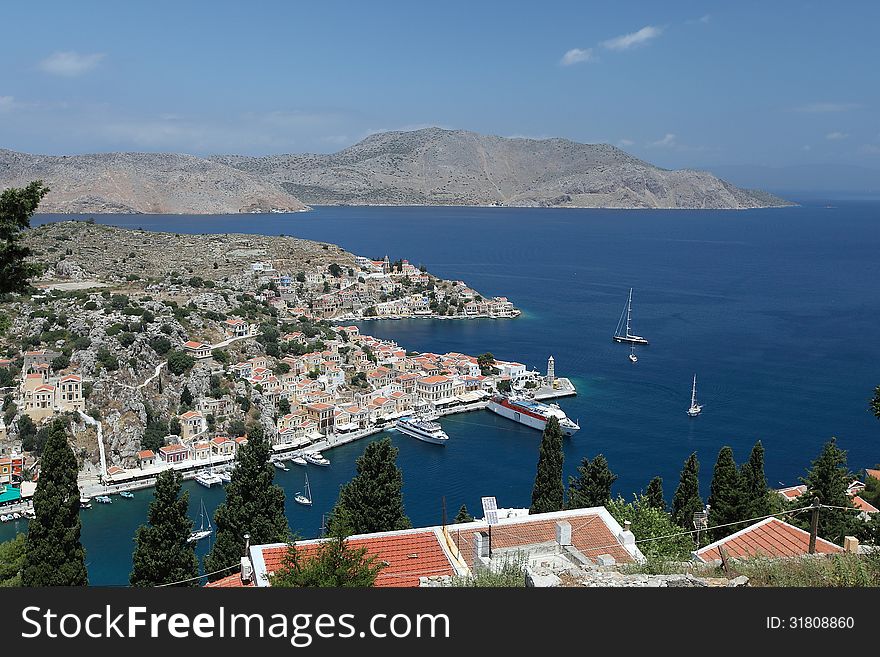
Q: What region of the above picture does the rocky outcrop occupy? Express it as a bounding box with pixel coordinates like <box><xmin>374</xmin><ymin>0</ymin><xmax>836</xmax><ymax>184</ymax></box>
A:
<box><xmin>0</xmin><ymin>149</ymin><xmax>308</xmax><ymax>214</ymax></box>
<box><xmin>213</xmin><ymin>127</ymin><xmax>792</xmax><ymax>209</ymax></box>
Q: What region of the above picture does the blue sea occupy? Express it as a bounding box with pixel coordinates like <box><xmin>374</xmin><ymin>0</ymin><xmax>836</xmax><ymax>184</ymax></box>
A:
<box><xmin>5</xmin><ymin>201</ymin><xmax>878</xmax><ymax>585</ymax></box>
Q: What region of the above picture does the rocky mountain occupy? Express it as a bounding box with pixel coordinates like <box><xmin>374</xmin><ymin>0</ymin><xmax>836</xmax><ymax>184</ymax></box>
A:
<box><xmin>0</xmin><ymin>149</ymin><xmax>308</xmax><ymax>214</ymax></box>
<box><xmin>213</xmin><ymin>128</ymin><xmax>791</xmax><ymax>209</ymax></box>
<box><xmin>0</xmin><ymin>128</ymin><xmax>791</xmax><ymax>212</ymax></box>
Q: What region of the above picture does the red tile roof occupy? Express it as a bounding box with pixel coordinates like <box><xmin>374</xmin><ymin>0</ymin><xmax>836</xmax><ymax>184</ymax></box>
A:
<box><xmin>256</xmin><ymin>529</ymin><xmax>457</xmax><ymax>588</ymax></box>
<box><xmin>851</xmin><ymin>496</ymin><xmax>879</xmax><ymax>513</ymax></box>
<box><xmin>865</xmin><ymin>469</ymin><xmax>880</xmax><ymax>482</ymax></box>
<box><xmin>776</xmin><ymin>485</ymin><xmax>807</xmax><ymax>500</ymax></box>
<box><xmin>694</xmin><ymin>517</ymin><xmax>843</xmax><ymax>562</ymax></box>
<box><xmin>137</xmin><ymin>449</ymin><xmax>155</xmax><ymax>459</ymax></box>
<box><xmin>205</xmin><ymin>572</ymin><xmax>254</xmax><ymax>588</ymax></box>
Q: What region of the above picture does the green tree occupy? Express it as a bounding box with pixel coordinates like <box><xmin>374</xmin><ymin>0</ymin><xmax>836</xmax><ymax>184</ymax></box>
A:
<box><xmin>278</xmin><ymin>398</ymin><xmax>291</xmax><ymax>415</ymax></box>
<box><xmin>149</xmin><ymin>335</ymin><xmax>172</xmax><ymax>355</ymax></box>
<box><xmin>476</xmin><ymin>352</ymin><xmax>496</xmax><ymax>374</ymax></box>
<box><xmin>327</xmin><ymin>437</ymin><xmax>411</xmax><ymax>536</ymax></box>
<box><xmin>607</xmin><ymin>494</ymin><xmax>694</xmax><ymax>561</ymax></box>
<box><xmin>211</xmin><ymin>348</ymin><xmax>230</xmax><ymax>364</ymax></box>
<box><xmin>22</xmin><ymin>418</ymin><xmax>88</xmax><ymax>586</ymax></box>
<box><xmin>707</xmin><ymin>446</ymin><xmax>743</xmax><ymax>540</ymax></box>
<box><xmin>796</xmin><ymin>438</ymin><xmax>860</xmax><ymax>544</ymax></box>
<box><xmin>130</xmin><ymin>470</ymin><xmax>199</xmax><ymax>586</ymax></box>
<box><xmin>0</xmin><ymin>534</ymin><xmax>26</xmax><ymax>586</ymax></box>
<box><xmin>0</xmin><ymin>181</ymin><xmax>49</xmax><ymax>295</ymax></box>
<box><xmin>270</xmin><ymin>536</ymin><xmax>382</xmax><ymax>587</ymax></box>
<box><xmin>167</xmin><ymin>350</ymin><xmax>195</xmax><ymax>375</ymax></box>
<box><xmin>530</xmin><ymin>416</ymin><xmax>565</xmax><ymax>514</ymax></box>
<box><xmin>179</xmin><ymin>385</ymin><xmax>193</xmax><ymax>408</ymax></box>
<box><xmin>671</xmin><ymin>452</ymin><xmax>703</xmax><ymax>530</ymax></box>
<box><xmin>567</xmin><ymin>454</ymin><xmax>618</xmax><ymax>509</ymax></box>
<box><xmin>204</xmin><ymin>426</ymin><xmax>288</xmax><ymax>580</ymax></box>
<box><xmin>454</xmin><ymin>504</ymin><xmax>474</xmax><ymax>524</ymax></box>
<box><xmin>645</xmin><ymin>476</ymin><xmax>665</xmax><ymax>510</ymax></box>
<box><xmin>739</xmin><ymin>440</ymin><xmax>771</xmax><ymax>520</ymax></box>
<box><xmin>871</xmin><ymin>385</ymin><xmax>880</xmax><ymax>421</ymax></box>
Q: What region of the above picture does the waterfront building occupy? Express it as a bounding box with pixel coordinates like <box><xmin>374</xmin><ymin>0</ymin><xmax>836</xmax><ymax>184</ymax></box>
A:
<box><xmin>304</xmin><ymin>403</ymin><xmax>335</xmax><ymax>435</ymax></box>
<box><xmin>136</xmin><ymin>450</ymin><xmax>156</xmax><ymax>469</ymax></box>
<box><xmin>211</xmin><ymin>436</ymin><xmax>236</xmax><ymax>457</ymax></box>
<box><xmin>180</xmin><ymin>410</ymin><xmax>207</xmax><ymax>440</ymax></box>
<box><xmin>416</xmin><ymin>375</ymin><xmax>453</xmax><ymax>403</ymax></box>
<box><xmin>158</xmin><ymin>443</ymin><xmax>190</xmax><ymax>464</ymax></box>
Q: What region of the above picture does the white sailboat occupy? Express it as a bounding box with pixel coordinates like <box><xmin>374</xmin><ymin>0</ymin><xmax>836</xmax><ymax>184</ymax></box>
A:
<box><xmin>294</xmin><ymin>472</ymin><xmax>313</xmax><ymax>506</ymax></box>
<box><xmin>613</xmin><ymin>288</ymin><xmax>649</xmax><ymax>345</ymax></box>
<box><xmin>687</xmin><ymin>374</ymin><xmax>703</xmax><ymax>417</ymax></box>
<box><xmin>188</xmin><ymin>498</ymin><xmax>213</xmax><ymax>543</ymax></box>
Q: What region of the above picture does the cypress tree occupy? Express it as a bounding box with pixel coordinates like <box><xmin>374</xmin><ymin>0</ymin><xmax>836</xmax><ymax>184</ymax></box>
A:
<box><xmin>567</xmin><ymin>454</ymin><xmax>618</xmax><ymax>509</ymax></box>
<box><xmin>671</xmin><ymin>452</ymin><xmax>703</xmax><ymax>530</ymax></box>
<box><xmin>454</xmin><ymin>504</ymin><xmax>474</xmax><ymax>524</ymax></box>
<box><xmin>798</xmin><ymin>437</ymin><xmax>859</xmax><ymax>544</ymax></box>
<box><xmin>204</xmin><ymin>426</ymin><xmax>288</xmax><ymax>580</ymax></box>
<box><xmin>327</xmin><ymin>437</ymin><xmax>411</xmax><ymax>536</ymax></box>
<box><xmin>707</xmin><ymin>446</ymin><xmax>743</xmax><ymax>540</ymax></box>
<box><xmin>130</xmin><ymin>470</ymin><xmax>199</xmax><ymax>587</ymax></box>
<box><xmin>179</xmin><ymin>385</ymin><xmax>193</xmax><ymax>408</ymax></box>
<box><xmin>645</xmin><ymin>476</ymin><xmax>665</xmax><ymax>510</ymax></box>
<box><xmin>22</xmin><ymin>418</ymin><xmax>88</xmax><ymax>586</ymax></box>
<box><xmin>530</xmin><ymin>416</ymin><xmax>565</xmax><ymax>514</ymax></box>
<box><xmin>739</xmin><ymin>440</ymin><xmax>771</xmax><ymax>520</ymax></box>
<box><xmin>0</xmin><ymin>181</ymin><xmax>49</xmax><ymax>295</ymax></box>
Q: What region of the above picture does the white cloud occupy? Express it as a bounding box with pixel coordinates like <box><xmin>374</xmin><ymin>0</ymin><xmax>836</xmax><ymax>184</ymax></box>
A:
<box><xmin>801</xmin><ymin>145</ymin><xmax>812</xmax><ymax>151</ymax></box>
<box><xmin>649</xmin><ymin>133</ymin><xmax>677</xmax><ymax>148</ymax></box>
<box><xmin>40</xmin><ymin>51</ymin><xmax>105</xmax><ymax>77</ymax></box>
<box><xmin>0</xmin><ymin>95</ymin><xmax>15</xmax><ymax>111</ymax></box>
<box><xmin>617</xmin><ymin>138</ymin><xmax>634</xmax><ymax>147</ymax></box>
<box><xmin>560</xmin><ymin>48</ymin><xmax>594</xmax><ymax>66</ymax></box>
<box><xmin>825</xmin><ymin>131</ymin><xmax>848</xmax><ymax>140</ymax></box>
<box><xmin>601</xmin><ymin>25</ymin><xmax>663</xmax><ymax>51</ymax></box>
<box><xmin>793</xmin><ymin>102</ymin><xmax>862</xmax><ymax>113</ymax></box>
<box><xmin>860</xmin><ymin>144</ymin><xmax>880</xmax><ymax>155</ymax></box>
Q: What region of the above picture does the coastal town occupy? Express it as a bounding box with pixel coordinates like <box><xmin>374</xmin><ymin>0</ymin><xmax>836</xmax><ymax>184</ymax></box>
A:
<box><xmin>0</xmin><ymin>220</ymin><xmax>569</xmax><ymax>505</ymax></box>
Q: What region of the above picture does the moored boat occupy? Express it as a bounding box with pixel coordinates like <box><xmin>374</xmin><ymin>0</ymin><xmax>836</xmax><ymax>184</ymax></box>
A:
<box><xmin>290</xmin><ymin>456</ymin><xmax>308</xmax><ymax>466</ymax></box>
<box><xmin>274</xmin><ymin>460</ymin><xmax>290</xmax><ymax>471</ymax></box>
<box><xmin>613</xmin><ymin>288</ymin><xmax>649</xmax><ymax>345</ymax></box>
<box><xmin>486</xmin><ymin>394</ymin><xmax>580</xmax><ymax>436</ymax></box>
<box><xmin>304</xmin><ymin>452</ymin><xmax>330</xmax><ymax>467</ymax></box>
<box><xmin>395</xmin><ymin>416</ymin><xmax>449</xmax><ymax>445</ymax></box>
<box><xmin>195</xmin><ymin>471</ymin><xmax>223</xmax><ymax>487</ymax></box>
<box><xmin>119</xmin><ymin>490</ymin><xmax>134</xmax><ymax>499</ymax></box>
<box><xmin>95</xmin><ymin>495</ymin><xmax>112</xmax><ymax>504</ymax></box>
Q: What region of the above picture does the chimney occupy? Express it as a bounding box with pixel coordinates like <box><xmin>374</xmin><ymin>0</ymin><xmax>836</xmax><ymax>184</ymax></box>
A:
<box><xmin>240</xmin><ymin>556</ymin><xmax>254</xmax><ymax>584</ymax></box>
<box><xmin>474</xmin><ymin>531</ymin><xmax>490</xmax><ymax>561</ymax></box>
<box><xmin>555</xmin><ymin>521</ymin><xmax>572</xmax><ymax>547</ymax></box>
<box><xmin>618</xmin><ymin>520</ymin><xmax>635</xmax><ymax>548</ymax></box>
<box><xmin>844</xmin><ymin>536</ymin><xmax>859</xmax><ymax>554</ymax></box>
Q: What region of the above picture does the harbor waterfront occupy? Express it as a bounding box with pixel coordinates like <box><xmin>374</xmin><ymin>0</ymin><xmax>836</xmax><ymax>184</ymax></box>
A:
<box><xmin>6</xmin><ymin>200</ymin><xmax>879</xmax><ymax>585</ymax></box>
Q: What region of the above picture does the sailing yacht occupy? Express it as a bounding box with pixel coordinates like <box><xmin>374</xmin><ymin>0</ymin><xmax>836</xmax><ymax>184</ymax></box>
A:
<box><xmin>294</xmin><ymin>472</ymin><xmax>313</xmax><ymax>506</ymax></box>
<box><xmin>613</xmin><ymin>288</ymin><xmax>649</xmax><ymax>345</ymax></box>
<box><xmin>188</xmin><ymin>499</ymin><xmax>213</xmax><ymax>543</ymax></box>
<box><xmin>686</xmin><ymin>374</ymin><xmax>703</xmax><ymax>417</ymax></box>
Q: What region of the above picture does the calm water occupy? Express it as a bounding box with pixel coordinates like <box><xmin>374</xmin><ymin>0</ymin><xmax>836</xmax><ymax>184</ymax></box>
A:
<box><xmin>7</xmin><ymin>201</ymin><xmax>879</xmax><ymax>585</ymax></box>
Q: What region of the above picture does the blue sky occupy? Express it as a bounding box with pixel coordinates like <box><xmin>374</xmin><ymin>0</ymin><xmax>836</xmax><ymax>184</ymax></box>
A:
<box><xmin>1</xmin><ymin>1</ymin><xmax>878</xmax><ymax>171</ymax></box>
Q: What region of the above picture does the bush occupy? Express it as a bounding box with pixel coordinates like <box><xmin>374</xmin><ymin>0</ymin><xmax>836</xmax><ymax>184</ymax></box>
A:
<box><xmin>166</xmin><ymin>350</ymin><xmax>195</xmax><ymax>376</ymax></box>
<box><xmin>96</xmin><ymin>347</ymin><xmax>119</xmax><ymax>371</ymax></box>
<box><xmin>149</xmin><ymin>335</ymin><xmax>172</xmax><ymax>355</ymax></box>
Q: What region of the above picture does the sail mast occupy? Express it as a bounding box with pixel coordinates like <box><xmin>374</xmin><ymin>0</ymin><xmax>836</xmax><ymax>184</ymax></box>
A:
<box><xmin>626</xmin><ymin>288</ymin><xmax>633</xmax><ymax>336</ymax></box>
<box><xmin>691</xmin><ymin>375</ymin><xmax>697</xmax><ymax>406</ymax></box>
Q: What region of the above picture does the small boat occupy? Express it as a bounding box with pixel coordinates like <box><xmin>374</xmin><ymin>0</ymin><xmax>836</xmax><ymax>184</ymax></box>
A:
<box><xmin>187</xmin><ymin>498</ymin><xmax>213</xmax><ymax>543</ymax></box>
<box><xmin>0</xmin><ymin>515</ymin><xmax>8</xmax><ymax>522</ymax></box>
<box><xmin>95</xmin><ymin>495</ymin><xmax>112</xmax><ymax>504</ymax></box>
<box><xmin>80</xmin><ymin>498</ymin><xmax>92</xmax><ymax>509</ymax></box>
<box><xmin>395</xmin><ymin>416</ymin><xmax>449</xmax><ymax>445</ymax></box>
<box><xmin>10</xmin><ymin>512</ymin><xmax>20</xmax><ymax>520</ymax></box>
<box><xmin>304</xmin><ymin>452</ymin><xmax>330</xmax><ymax>467</ymax></box>
<box><xmin>613</xmin><ymin>288</ymin><xmax>649</xmax><ymax>345</ymax></box>
<box><xmin>686</xmin><ymin>374</ymin><xmax>703</xmax><ymax>417</ymax></box>
<box><xmin>195</xmin><ymin>471</ymin><xmax>223</xmax><ymax>487</ymax></box>
<box><xmin>629</xmin><ymin>343</ymin><xmax>638</xmax><ymax>363</ymax></box>
<box><xmin>294</xmin><ymin>472</ymin><xmax>313</xmax><ymax>506</ymax></box>
<box><xmin>24</xmin><ymin>509</ymin><xmax>36</xmax><ymax>519</ymax></box>
<box><xmin>274</xmin><ymin>460</ymin><xmax>290</xmax><ymax>471</ymax></box>
<box><xmin>290</xmin><ymin>456</ymin><xmax>308</xmax><ymax>466</ymax></box>
<box><xmin>119</xmin><ymin>491</ymin><xmax>134</xmax><ymax>499</ymax></box>
<box><xmin>218</xmin><ymin>471</ymin><xmax>232</xmax><ymax>484</ymax></box>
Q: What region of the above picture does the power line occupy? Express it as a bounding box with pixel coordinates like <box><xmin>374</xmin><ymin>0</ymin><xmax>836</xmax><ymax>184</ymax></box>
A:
<box><xmin>155</xmin><ymin>563</ymin><xmax>240</xmax><ymax>588</ymax></box>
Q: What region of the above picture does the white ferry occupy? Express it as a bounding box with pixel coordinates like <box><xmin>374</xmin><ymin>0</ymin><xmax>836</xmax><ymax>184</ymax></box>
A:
<box><xmin>395</xmin><ymin>416</ymin><xmax>449</xmax><ymax>445</ymax></box>
<box><xmin>486</xmin><ymin>394</ymin><xmax>580</xmax><ymax>436</ymax></box>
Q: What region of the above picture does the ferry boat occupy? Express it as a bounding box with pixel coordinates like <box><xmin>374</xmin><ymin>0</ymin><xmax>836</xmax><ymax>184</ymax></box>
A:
<box><xmin>395</xmin><ymin>416</ymin><xmax>449</xmax><ymax>445</ymax></box>
<box><xmin>304</xmin><ymin>452</ymin><xmax>330</xmax><ymax>467</ymax></box>
<box><xmin>486</xmin><ymin>394</ymin><xmax>580</xmax><ymax>436</ymax></box>
<box><xmin>613</xmin><ymin>288</ymin><xmax>649</xmax><ymax>345</ymax></box>
<box><xmin>194</xmin><ymin>471</ymin><xmax>223</xmax><ymax>488</ymax></box>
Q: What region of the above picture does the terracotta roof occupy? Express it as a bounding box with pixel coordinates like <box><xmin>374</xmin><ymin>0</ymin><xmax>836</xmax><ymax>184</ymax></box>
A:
<box><xmin>106</xmin><ymin>466</ymin><xmax>124</xmax><ymax>475</ymax></box>
<box><xmin>59</xmin><ymin>374</ymin><xmax>82</xmax><ymax>382</ymax></box>
<box><xmin>205</xmin><ymin>572</ymin><xmax>254</xmax><ymax>588</ymax></box>
<box><xmin>256</xmin><ymin>529</ymin><xmax>457</xmax><ymax>588</ymax></box>
<box><xmin>694</xmin><ymin>517</ymin><xmax>843</xmax><ymax>562</ymax></box>
<box><xmin>865</xmin><ymin>469</ymin><xmax>880</xmax><ymax>482</ymax></box>
<box><xmin>137</xmin><ymin>449</ymin><xmax>155</xmax><ymax>459</ymax></box>
<box><xmin>448</xmin><ymin>510</ymin><xmax>634</xmax><ymax>569</ymax></box>
<box><xmin>34</xmin><ymin>384</ymin><xmax>55</xmax><ymax>392</ymax></box>
<box><xmin>418</xmin><ymin>375</ymin><xmax>450</xmax><ymax>385</ymax></box>
<box><xmin>776</xmin><ymin>484</ymin><xmax>807</xmax><ymax>500</ymax></box>
<box><xmin>160</xmin><ymin>444</ymin><xmax>189</xmax><ymax>454</ymax></box>
<box><xmin>180</xmin><ymin>410</ymin><xmax>203</xmax><ymax>420</ymax></box>
<box><xmin>851</xmin><ymin>496</ymin><xmax>879</xmax><ymax>513</ymax></box>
